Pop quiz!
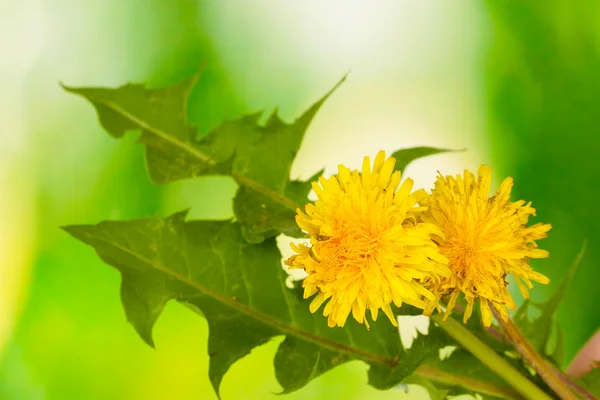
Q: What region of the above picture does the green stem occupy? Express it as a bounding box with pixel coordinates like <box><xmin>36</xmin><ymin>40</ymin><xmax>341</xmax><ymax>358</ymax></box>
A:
<box><xmin>491</xmin><ymin>307</ymin><xmax>578</xmax><ymax>400</ymax></box>
<box><xmin>431</xmin><ymin>314</ymin><xmax>552</xmax><ymax>400</ymax></box>
<box><xmin>416</xmin><ymin>364</ymin><xmax>523</xmax><ymax>400</ymax></box>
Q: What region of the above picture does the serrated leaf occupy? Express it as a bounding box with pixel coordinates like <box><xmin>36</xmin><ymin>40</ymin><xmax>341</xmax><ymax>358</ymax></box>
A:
<box><xmin>368</xmin><ymin>322</ymin><xmax>453</xmax><ymax>390</ymax></box>
<box><xmin>284</xmin><ymin>169</ymin><xmax>324</xmax><ymax>207</ymax></box>
<box><xmin>63</xmin><ymin>213</ymin><xmax>444</xmax><ymax>397</ymax></box>
<box><xmin>233</xmin><ymin>168</ymin><xmax>324</xmax><ymax>243</ymax></box>
<box><xmin>63</xmin><ymin>72</ymin><xmax>342</xmax><ymax>244</ymax></box>
<box><xmin>515</xmin><ymin>240</ymin><xmax>587</xmax><ymax>364</ymax></box>
<box><xmin>391</xmin><ymin>147</ymin><xmax>464</xmax><ymax>173</ymax></box>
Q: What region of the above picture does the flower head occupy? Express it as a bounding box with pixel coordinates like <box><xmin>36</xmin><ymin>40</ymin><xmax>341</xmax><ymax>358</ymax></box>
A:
<box><xmin>285</xmin><ymin>151</ymin><xmax>450</xmax><ymax>328</ymax></box>
<box><xmin>419</xmin><ymin>165</ymin><xmax>551</xmax><ymax>327</ymax></box>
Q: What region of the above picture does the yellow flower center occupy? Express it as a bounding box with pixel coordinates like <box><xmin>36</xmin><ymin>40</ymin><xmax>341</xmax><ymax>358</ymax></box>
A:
<box><xmin>286</xmin><ymin>151</ymin><xmax>450</xmax><ymax>328</ymax></box>
<box><xmin>420</xmin><ymin>165</ymin><xmax>551</xmax><ymax>327</ymax></box>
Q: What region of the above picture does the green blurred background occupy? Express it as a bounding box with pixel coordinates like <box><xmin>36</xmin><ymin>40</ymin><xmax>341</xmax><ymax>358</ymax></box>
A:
<box><xmin>0</xmin><ymin>1</ymin><xmax>597</xmax><ymax>399</ymax></box>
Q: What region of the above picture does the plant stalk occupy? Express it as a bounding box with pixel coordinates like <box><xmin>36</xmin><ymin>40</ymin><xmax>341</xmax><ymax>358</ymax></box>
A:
<box><xmin>486</xmin><ymin>324</ymin><xmax>597</xmax><ymax>400</ymax></box>
<box><xmin>490</xmin><ymin>306</ymin><xmax>578</xmax><ymax>400</ymax></box>
<box><xmin>431</xmin><ymin>314</ymin><xmax>552</xmax><ymax>400</ymax></box>
<box><xmin>416</xmin><ymin>364</ymin><xmax>523</xmax><ymax>400</ymax></box>
<box><xmin>549</xmin><ymin>363</ymin><xmax>597</xmax><ymax>400</ymax></box>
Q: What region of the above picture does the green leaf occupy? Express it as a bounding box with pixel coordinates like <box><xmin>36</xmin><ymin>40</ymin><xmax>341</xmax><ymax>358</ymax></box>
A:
<box><xmin>515</xmin><ymin>240</ymin><xmax>588</xmax><ymax>364</ymax></box>
<box><xmin>390</xmin><ymin>147</ymin><xmax>464</xmax><ymax>173</ymax></box>
<box><xmin>63</xmin><ymin>71</ymin><xmax>343</xmax><ymax>243</ymax></box>
<box><xmin>419</xmin><ymin>322</ymin><xmax>551</xmax><ymax>399</ymax></box>
<box><xmin>401</xmin><ymin>374</ymin><xmax>449</xmax><ymax>400</ymax></box>
<box><xmin>580</xmin><ymin>366</ymin><xmax>600</xmax><ymax>396</ymax></box>
<box><xmin>63</xmin><ymin>213</ymin><xmax>447</xmax><ymax>397</ymax></box>
<box><xmin>426</xmin><ymin>348</ymin><xmax>519</xmax><ymax>399</ymax></box>
<box><xmin>368</xmin><ymin>322</ymin><xmax>453</xmax><ymax>390</ymax></box>
<box><xmin>283</xmin><ymin>169</ymin><xmax>324</xmax><ymax>208</ymax></box>
<box><xmin>233</xmin><ymin>168</ymin><xmax>324</xmax><ymax>243</ymax></box>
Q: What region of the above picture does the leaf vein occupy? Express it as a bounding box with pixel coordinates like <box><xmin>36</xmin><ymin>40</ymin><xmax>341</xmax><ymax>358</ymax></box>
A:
<box><xmin>97</xmin><ymin>235</ymin><xmax>397</xmax><ymax>367</ymax></box>
<box><xmin>82</xmin><ymin>94</ymin><xmax>301</xmax><ymax>212</ymax></box>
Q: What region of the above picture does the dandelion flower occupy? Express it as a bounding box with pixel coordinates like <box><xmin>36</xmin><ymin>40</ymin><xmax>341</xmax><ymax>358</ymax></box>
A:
<box><xmin>419</xmin><ymin>165</ymin><xmax>551</xmax><ymax>327</ymax></box>
<box><xmin>285</xmin><ymin>151</ymin><xmax>450</xmax><ymax>328</ymax></box>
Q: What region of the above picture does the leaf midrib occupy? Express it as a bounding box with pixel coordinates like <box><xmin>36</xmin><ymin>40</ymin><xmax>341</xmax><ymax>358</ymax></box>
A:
<box><xmin>76</xmin><ymin>230</ymin><xmax>524</xmax><ymax>399</ymax></box>
<box><xmin>82</xmin><ymin>94</ymin><xmax>300</xmax><ymax>211</ymax></box>
<box><xmin>101</xmin><ymin>234</ymin><xmax>397</xmax><ymax>367</ymax></box>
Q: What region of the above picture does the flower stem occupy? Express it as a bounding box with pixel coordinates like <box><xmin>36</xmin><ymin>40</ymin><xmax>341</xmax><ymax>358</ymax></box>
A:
<box><xmin>416</xmin><ymin>364</ymin><xmax>523</xmax><ymax>400</ymax></box>
<box><xmin>431</xmin><ymin>314</ymin><xmax>552</xmax><ymax>400</ymax></box>
<box><xmin>548</xmin><ymin>363</ymin><xmax>597</xmax><ymax>400</ymax></box>
<box><xmin>487</xmin><ymin>323</ymin><xmax>596</xmax><ymax>399</ymax></box>
<box><xmin>490</xmin><ymin>306</ymin><xmax>578</xmax><ymax>400</ymax></box>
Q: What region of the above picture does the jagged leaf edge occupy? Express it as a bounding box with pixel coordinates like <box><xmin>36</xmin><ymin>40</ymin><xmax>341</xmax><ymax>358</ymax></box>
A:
<box><xmin>62</xmin><ymin>70</ymin><xmax>344</xmax><ymax>244</ymax></box>
<box><xmin>62</xmin><ymin>212</ymin><xmax>446</xmax><ymax>398</ymax></box>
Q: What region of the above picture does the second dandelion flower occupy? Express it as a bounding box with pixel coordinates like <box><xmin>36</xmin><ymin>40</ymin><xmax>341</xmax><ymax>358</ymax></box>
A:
<box><xmin>286</xmin><ymin>151</ymin><xmax>551</xmax><ymax>330</ymax></box>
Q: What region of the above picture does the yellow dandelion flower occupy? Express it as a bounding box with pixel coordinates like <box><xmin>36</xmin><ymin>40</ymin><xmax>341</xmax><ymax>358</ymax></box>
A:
<box><xmin>419</xmin><ymin>165</ymin><xmax>551</xmax><ymax>327</ymax></box>
<box><xmin>285</xmin><ymin>151</ymin><xmax>450</xmax><ymax>328</ymax></box>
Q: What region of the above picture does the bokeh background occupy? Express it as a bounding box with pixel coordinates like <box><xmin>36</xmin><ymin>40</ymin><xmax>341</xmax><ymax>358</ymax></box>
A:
<box><xmin>0</xmin><ymin>1</ymin><xmax>598</xmax><ymax>399</ymax></box>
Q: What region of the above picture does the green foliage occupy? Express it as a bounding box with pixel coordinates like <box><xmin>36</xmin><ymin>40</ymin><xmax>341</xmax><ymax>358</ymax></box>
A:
<box><xmin>425</xmin><ymin>347</ymin><xmax>515</xmax><ymax>399</ymax></box>
<box><xmin>63</xmin><ymin>70</ymin><xmax>583</xmax><ymax>400</ymax></box>
<box><xmin>64</xmin><ymin>212</ymin><xmax>448</xmax><ymax>397</ymax></box>
<box><xmin>580</xmin><ymin>367</ymin><xmax>600</xmax><ymax>396</ymax></box>
<box><xmin>514</xmin><ymin>241</ymin><xmax>588</xmax><ymax>366</ymax></box>
<box><xmin>63</xmin><ymin>71</ymin><xmax>343</xmax><ymax>244</ymax></box>
<box><xmin>401</xmin><ymin>375</ymin><xmax>449</xmax><ymax>400</ymax></box>
<box><xmin>61</xmin><ymin>71</ymin><xmax>469</xmax><ymax>397</ymax></box>
<box><xmin>390</xmin><ymin>147</ymin><xmax>463</xmax><ymax>174</ymax></box>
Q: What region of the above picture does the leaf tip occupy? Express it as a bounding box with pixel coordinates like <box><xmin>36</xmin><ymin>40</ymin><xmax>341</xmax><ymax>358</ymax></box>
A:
<box><xmin>127</xmin><ymin>317</ymin><xmax>157</xmax><ymax>348</ymax></box>
<box><xmin>265</xmin><ymin>106</ymin><xmax>282</xmax><ymax>127</ymax></box>
<box><xmin>167</xmin><ymin>209</ymin><xmax>190</xmax><ymax>225</ymax></box>
<box><xmin>327</xmin><ymin>74</ymin><xmax>347</xmax><ymax>98</ymax></box>
<box><xmin>59</xmin><ymin>81</ymin><xmax>87</xmax><ymax>96</ymax></box>
<box><xmin>61</xmin><ymin>224</ymin><xmax>92</xmax><ymax>242</ymax></box>
<box><xmin>209</xmin><ymin>377</ymin><xmax>225</xmax><ymax>400</ymax></box>
<box><xmin>58</xmin><ymin>81</ymin><xmax>71</xmax><ymax>91</ymax></box>
<box><xmin>308</xmin><ymin>168</ymin><xmax>325</xmax><ymax>182</ymax></box>
<box><xmin>270</xmin><ymin>388</ymin><xmax>288</xmax><ymax>396</ymax></box>
<box><xmin>59</xmin><ymin>224</ymin><xmax>72</xmax><ymax>232</ymax></box>
<box><xmin>135</xmin><ymin>327</ymin><xmax>157</xmax><ymax>349</ymax></box>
